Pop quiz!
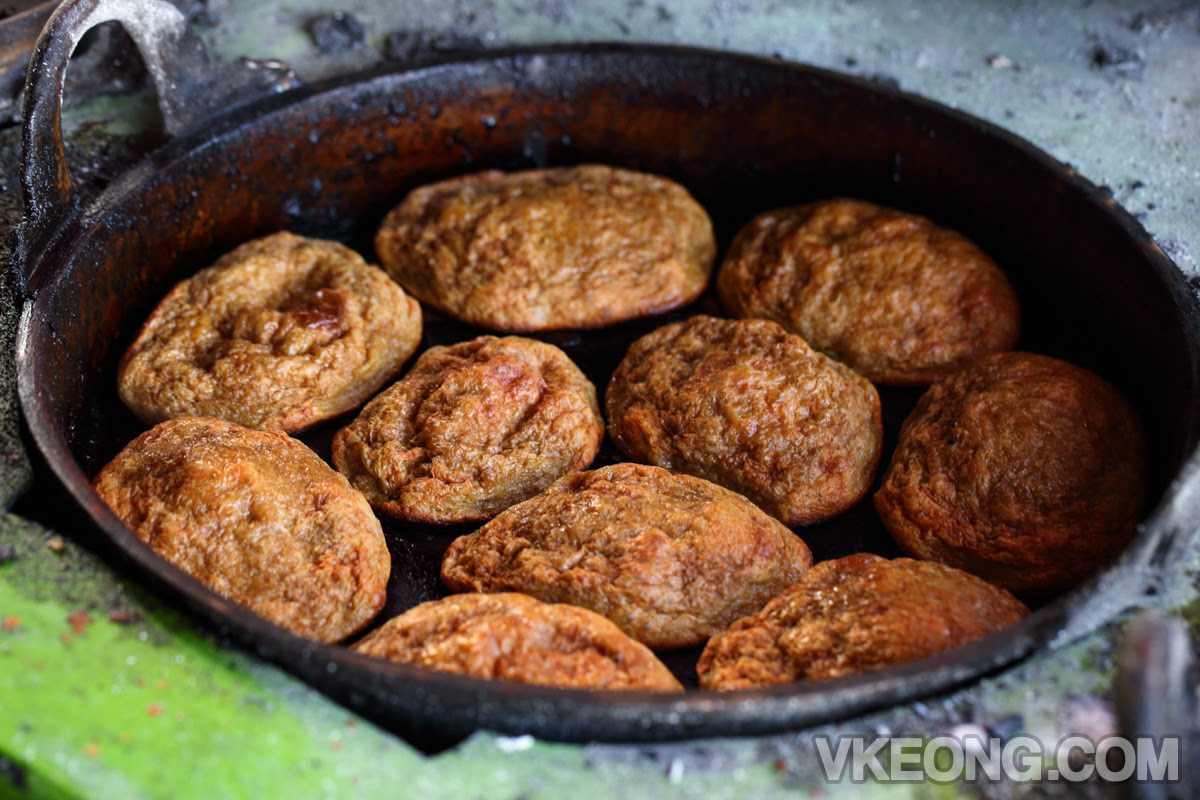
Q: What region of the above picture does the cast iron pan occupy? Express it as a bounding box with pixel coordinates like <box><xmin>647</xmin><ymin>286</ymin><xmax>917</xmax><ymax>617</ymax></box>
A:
<box><xmin>13</xmin><ymin>0</ymin><xmax>1200</xmax><ymax>744</ymax></box>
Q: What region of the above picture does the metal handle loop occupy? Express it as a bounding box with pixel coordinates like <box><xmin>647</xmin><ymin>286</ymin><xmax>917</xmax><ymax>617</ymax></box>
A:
<box><xmin>14</xmin><ymin>0</ymin><xmax>297</xmax><ymax>295</ymax></box>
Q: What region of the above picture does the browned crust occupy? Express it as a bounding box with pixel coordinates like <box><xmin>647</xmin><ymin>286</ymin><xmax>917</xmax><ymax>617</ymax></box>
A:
<box><xmin>697</xmin><ymin>554</ymin><xmax>1029</xmax><ymax>690</ymax></box>
<box><xmin>605</xmin><ymin>315</ymin><xmax>882</xmax><ymax>526</ymax></box>
<box><xmin>874</xmin><ymin>352</ymin><xmax>1147</xmax><ymax>594</ymax></box>
<box><xmin>441</xmin><ymin>463</ymin><xmax>813</xmax><ymax>649</ymax></box>
<box><xmin>117</xmin><ymin>231</ymin><xmax>422</xmax><ymax>432</ymax></box>
<box><xmin>715</xmin><ymin>199</ymin><xmax>1020</xmax><ymax>385</ymax></box>
<box><xmin>92</xmin><ymin>417</ymin><xmax>391</xmax><ymax>643</ymax></box>
<box><xmin>331</xmin><ymin>336</ymin><xmax>604</xmax><ymax>524</ymax></box>
<box><xmin>375</xmin><ymin>165</ymin><xmax>716</xmax><ymax>331</ymax></box>
<box><xmin>351</xmin><ymin>592</ymin><xmax>683</xmax><ymax>692</ymax></box>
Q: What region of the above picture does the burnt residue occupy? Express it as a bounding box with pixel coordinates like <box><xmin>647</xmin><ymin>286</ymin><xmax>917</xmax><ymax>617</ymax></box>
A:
<box><xmin>309</xmin><ymin>12</ymin><xmax>366</xmax><ymax>55</ymax></box>
<box><xmin>383</xmin><ymin>30</ymin><xmax>485</xmax><ymax>63</ymax></box>
<box><xmin>0</xmin><ymin>117</ymin><xmax>154</xmax><ymax>234</ymax></box>
<box><xmin>1086</xmin><ymin>35</ymin><xmax>1145</xmax><ymax>77</ymax></box>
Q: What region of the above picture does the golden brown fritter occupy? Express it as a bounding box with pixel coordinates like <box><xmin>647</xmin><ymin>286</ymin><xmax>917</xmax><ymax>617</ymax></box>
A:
<box><xmin>332</xmin><ymin>336</ymin><xmax>603</xmax><ymax>524</ymax></box>
<box><xmin>351</xmin><ymin>592</ymin><xmax>683</xmax><ymax>692</ymax></box>
<box><xmin>874</xmin><ymin>352</ymin><xmax>1146</xmax><ymax>595</ymax></box>
<box><xmin>697</xmin><ymin>554</ymin><xmax>1028</xmax><ymax>690</ymax></box>
<box><xmin>375</xmin><ymin>164</ymin><xmax>715</xmax><ymax>331</ymax></box>
<box><xmin>715</xmin><ymin>199</ymin><xmax>1019</xmax><ymax>385</ymax></box>
<box><xmin>93</xmin><ymin>417</ymin><xmax>390</xmax><ymax>643</ymax></box>
<box><xmin>605</xmin><ymin>315</ymin><xmax>882</xmax><ymax>527</ymax></box>
<box><xmin>118</xmin><ymin>231</ymin><xmax>422</xmax><ymax>432</ymax></box>
<box><xmin>441</xmin><ymin>463</ymin><xmax>813</xmax><ymax>649</ymax></box>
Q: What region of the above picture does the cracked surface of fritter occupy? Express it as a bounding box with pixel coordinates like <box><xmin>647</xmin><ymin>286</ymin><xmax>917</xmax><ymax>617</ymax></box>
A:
<box><xmin>375</xmin><ymin>164</ymin><xmax>715</xmax><ymax>331</ymax></box>
<box><xmin>351</xmin><ymin>592</ymin><xmax>683</xmax><ymax>691</ymax></box>
<box><xmin>93</xmin><ymin>417</ymin><xmax>391</xmax><ymax>643</ymax></box>
<box><xmin>716</xmin><ymin>199</ymin><xmax>1019</xmax><ymax>385</ymax></box>
<box><xmin>606</xmin><ymin>315</ymin><xmax>882</xmax><ymax>526</ymax></box>
<box><xmin>118</xmin><ymin>231</ymin><xmax>422</xmax><ymax>432</ymax></box>
<box><xmin>332</xmin><ymin>335</ymin><xmax>603</xmax><ymax>524</ymax></box>
<box><xmin>442</xmin><ymin>463</ymin><xmax>813</xmax><ymax>649</ymax></box>
<box><xmin>874</xmin><ymin>351</ymin><xmax>1146</xmax><ymax>594</ymax></box>
<box><xmin>698</xmin><ymin>554</ymin><xmax>1028</xmax><ymax>689</ymax></box>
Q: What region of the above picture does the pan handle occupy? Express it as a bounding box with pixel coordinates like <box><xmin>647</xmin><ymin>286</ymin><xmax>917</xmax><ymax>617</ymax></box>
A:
<box><xmin>15</xmin><ymin>0</ymin><xmax>297</xmax><ymax>294</ymax></box>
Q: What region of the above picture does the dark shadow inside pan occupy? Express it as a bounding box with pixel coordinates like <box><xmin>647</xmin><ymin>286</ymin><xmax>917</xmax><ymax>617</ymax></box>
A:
<box><xmin>15</xmin><ymin>47</ymin><xmax>1200</xmax><ymax>741</ymax></box>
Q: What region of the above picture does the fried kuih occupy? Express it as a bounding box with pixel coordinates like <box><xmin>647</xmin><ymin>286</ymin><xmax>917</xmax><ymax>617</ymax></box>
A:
<box><xmin>93</xmin><ymin>417</ymin><xmax>391</xmax><ymax>643</ymax></box>
<box><xmin>716</xmin><ymin>198</ymin><xmax>1019</xmax><ymax>385</ymax></box>
<box><xmin>375</xmin><ymin>164</ymin><xmax>716</xmax><ymax>331</ymax></box>
<box><xmin>332</xmin><ymin>335</ymin><xmax>604</xmax><ymax>524</ymax></box>
<box><xmin>874</xmin><ymin>351</ymin><xmax>1146</xmax><ymax>595</ymax></box>
<box><xmin>606</xmin><ymin>315</ymin><xmax>882</xmax><ymax>526</ymax></box>
<box><xmin>118</xmin><ymin>231</ymin><xmax>422</xmax><ymax>432</ymax></box>
<box><xmin>441</xmin><ymin>463</ymin><xmax>813</xmax><ymax>649</ymax></box>
<box><xmin>698</xmin><ymin>554</ymin><xmax>1029</xmax><ymax>690</ymax></box>
<box><xmin>351</xmin><ymin>592</ymin><xmax>683</xmax><ymax>692</ymax></box>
